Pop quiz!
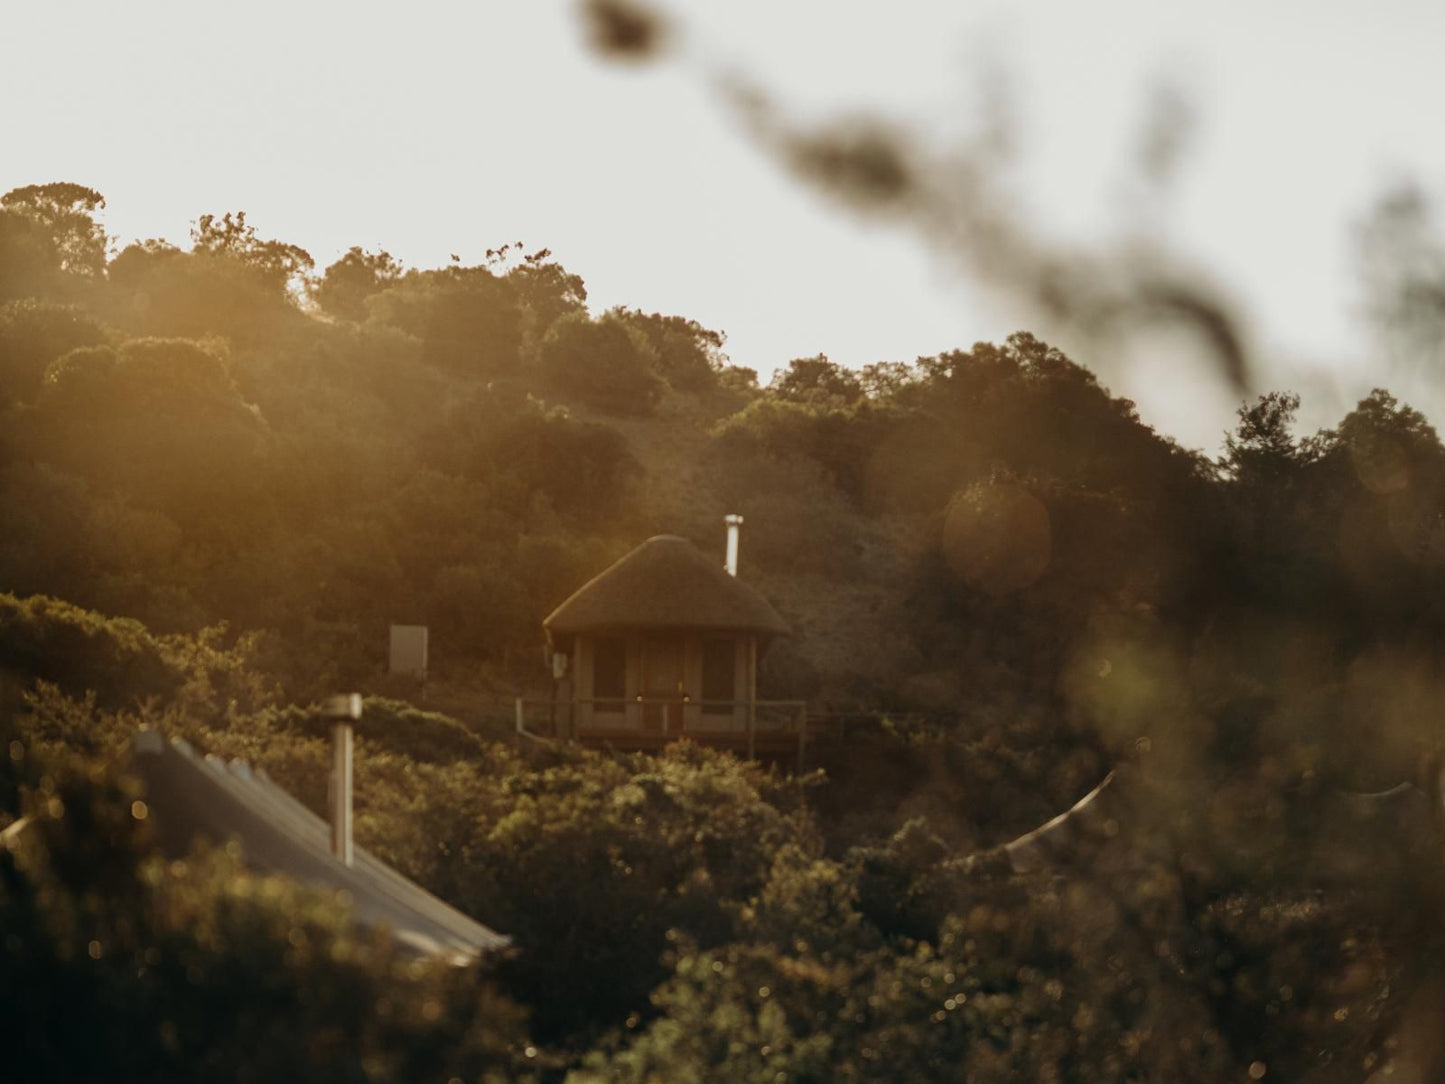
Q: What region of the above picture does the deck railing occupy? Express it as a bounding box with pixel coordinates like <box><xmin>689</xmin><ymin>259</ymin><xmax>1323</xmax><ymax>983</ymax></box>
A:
<box><xmin>512</xmin><ymin>696</ymin><xmax>810</xmax><ymax>764</ymax></box>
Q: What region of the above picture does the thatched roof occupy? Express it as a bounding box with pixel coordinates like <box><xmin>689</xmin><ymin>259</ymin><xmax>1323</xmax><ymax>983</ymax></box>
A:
<box><xmin>545</xmin><ymin>535</ymin><xmax>789</xmax><ymax>639</ymax></box>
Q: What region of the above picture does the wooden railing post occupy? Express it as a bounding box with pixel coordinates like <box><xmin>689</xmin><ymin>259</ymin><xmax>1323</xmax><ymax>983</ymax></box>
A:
<box><xmin>747</xmin><ymin>699</ymin><xmax>756</xmax><ymax>760</ymax></box>
<box><xmin>514</xmin><ymin>697</ymin><xmax>525</xmax><ymax>736</ymax></box>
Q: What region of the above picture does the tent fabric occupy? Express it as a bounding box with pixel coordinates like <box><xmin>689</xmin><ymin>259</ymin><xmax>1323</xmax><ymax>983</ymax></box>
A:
<box><xmin>544</xmin><ymin>534</ymin><xmax>789</xmax><ymax>638</ymax></box>
<box><xmin>128</xmin><ymin>731</ymin><xmax>508</xmax><ymax>962</ymax></box>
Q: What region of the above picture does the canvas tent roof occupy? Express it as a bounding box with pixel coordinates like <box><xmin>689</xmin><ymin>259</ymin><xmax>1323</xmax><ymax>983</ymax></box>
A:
<box><xmin>544</xmin><ymin>534</ymin><xmax>789</xmax><ymax>639</ymax></box>
<box><xmin>126</xmin><ymin>731</ymin><xmax>508</xmax><ymax>962</ymax></box>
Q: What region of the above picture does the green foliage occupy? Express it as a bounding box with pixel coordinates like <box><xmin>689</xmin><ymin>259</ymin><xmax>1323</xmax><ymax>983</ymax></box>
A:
<box><xmin>452</xmin><ymin>743</ymin><xmax>818</xmax><ymax>1043</ymax></box>
<box><xmin>610</xmin><ymin>307</ymin><xmax>725</xmax><ymax>392</ymax></box>
<box><xmin>108</xmin><ymin>250</ymin><xmax>281</xmax><ymax>343</ymax></box>
<box><xmin>190</xmin><ymin>210</ymin><xmax>315</xmax><ymax>294</ymax></box>
<box><xmin>312</xmin><ymin>245</ymin><xmax>403</xmax><ymax>321</ymax></box>
<box><xmin>0</xmin><ymin>182</ymin><xmax>108</xmax><ymax>280</ymax></box>
<box><xmin>368</xmin><ymin>265</ymin><xmax>527</xmax><ymax>378</ymax></box>
<box><xmin>31</xmin><ymin>337</ymin><xmax>271</xmax><ymax>532</ymax></box>
<box><xmin>771</xmin><ymin>352</ymin><xmax>864</xmax><ymax>405</ymax></box>
<box><xmin>4</xmin><ymin>183</ymin><xmax>1445</xmax><ymax>1078</ymax></box>
<box><xmin>503</xmin><ymin>248</ymin><xmax>589</xmax><ymax>335</ymax></box>
<box><xmin>0</xmin><ymin>205</ymin><xmax>56</xmax><ymax>301</ymax></box>
<box><xmin>0</xmin><ymin>593</ymin><xmax>185</xmax><ymax>710</ymax></box>
<box><xmin>237</xmin><ymin>696</ymin><xmax>493</xmax><ymax>768</ymax></box>
<box><xmin>0</xmin><ymin>595</ymin><xmax>274</xmax><ymax>728</ymax></box>
<box><xmin>0</xmin><ymin>754</ymin><xmax>531</xmax><ymax>1083</ymax></box>
<box><xmin>106</xmin><ymin>218</ymin><xmax>310</xmax><ymax>343</ymax></box>
<box><xmin>0</xmin><ymin>298</ymin><xmax>109</xmax><ymax>406</ymax></box>
<box><xmin>425</xmin><ymin>387</ymin><xmax>640</xmax><ymax>527</ymax></box>
<box><xmin>537</xmin><ymin>309</ymin><xmax>664</xmax><ymax>415</ymax></box>
<box><xmin>712</xmin><ymin>395</ymin><xmax>907</xmax><ymax>506</ymax></box>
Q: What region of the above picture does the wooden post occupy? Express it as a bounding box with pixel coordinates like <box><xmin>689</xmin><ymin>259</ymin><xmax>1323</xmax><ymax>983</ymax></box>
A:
<box><xmin>747</xmin><ymin>699</ymin><xmax>756</xmax><ymax>761</ymax></box>
<box><xmin>514</xmin><ymin>696</ymin><xmax>525</xmax><ymax>736</ymax></box>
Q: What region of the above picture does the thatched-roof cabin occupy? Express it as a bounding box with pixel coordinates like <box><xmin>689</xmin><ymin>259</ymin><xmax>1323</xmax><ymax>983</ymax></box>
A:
<box><xmin>543</xmin><ymin>533</ymin><xmax>800</xmax><ymax>754</ymax></box>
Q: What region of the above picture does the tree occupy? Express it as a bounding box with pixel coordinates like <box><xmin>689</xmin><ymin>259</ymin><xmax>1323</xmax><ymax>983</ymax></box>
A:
<box><xmin>0</xmin><ymin>208</ymin><xmax>57</xmax><ymax>302</ymax></box>
<box><xmin>105</xmin><ymin>234</ymin><xmax>297</xmax><ymax>344</ymax></box>
<box><xmin>311</xmin><ymin>246</ymin><xmax>403</xmax><ymax>321</ymax></box>
<box><xmin>31</xmin><ymin>338</ymin><xmax>271</xmax><ymax>531</ymax></box>
<box><xmin>536</xmin><ymin>309</ymin><xmax>663</xmax><ymax>415</ymax></box>
<box><xmin>0</xmin><ymin>299</ymin><xmax>108</xmax><ymax>407</ymax></box>
<box><xmin>1223</xmin><ymin>391</ymin><xmax>1310</xmax><ymax>483</ymax></box>
<box><xmin>367</xmin><ymin>266</ymin><xmax>528</xmax><ymax>377</ymax></box>
<box><xmin>105</xmin><ymin>238</ymin><xmax>183</xmax><ymax>289</ymax></box>
<box><xmin>770</xmin><ymin>352</ymin><xmax>864</xmax><ymax>405</ymax></box>
<box><xmin>0</xmin><ymin>183</ymin><xmax>108</xmax><ymax>280</ymax></box>
<box><xmin>189</xmin><ymin>211</ymin><xmax>314</xmax><ymax>296</ymax></box>
<box><xmin>610</xmin><ymin>307</ymin><xmax>725</xmax><ymax>392</ymax></box>
<box><xmin>858</xmin><ymin>359</ymin><xmax>921</xmax><ymax>402</ymax></box>
<box><xmin>505</xmin><ymin>248</ymin><xmax>588</xmax><ymax>334</ymax></box>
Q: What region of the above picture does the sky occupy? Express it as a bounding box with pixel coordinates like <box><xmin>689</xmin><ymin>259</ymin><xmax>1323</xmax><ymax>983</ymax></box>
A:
<box><xmin>4</xmin><ymin>0</ymin><xmax>1444</xmax><ymax>451</ymax></box>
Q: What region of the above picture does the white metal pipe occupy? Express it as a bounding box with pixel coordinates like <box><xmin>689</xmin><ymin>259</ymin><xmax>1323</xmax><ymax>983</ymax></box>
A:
<box><xmin>323</xmin><ymin>693</ymin><xmax>361</xmax><ymax>867</ymax></box>
<box><xmin>725</xmin><ymin>513</ymin><xmax>743</xmax><ymax>577</ymax></box>
<box><xmin>330</xmin><ymin>722</ymin><xmax>353</xmax><ymax>866</ymax></box>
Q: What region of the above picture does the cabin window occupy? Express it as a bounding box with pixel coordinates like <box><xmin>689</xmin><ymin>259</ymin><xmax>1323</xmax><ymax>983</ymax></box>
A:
<box><xmin>593</xmin><ymin>636</ymin><xmax>627</xmax><ymax>711</ymax></box>
<box><xmin>700</xmin><ymin>637</ymin><xmax>736</xmax><ymax>715</ymax></box>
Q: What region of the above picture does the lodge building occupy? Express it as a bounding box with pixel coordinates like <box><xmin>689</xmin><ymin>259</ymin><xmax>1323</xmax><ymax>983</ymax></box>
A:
<box><xmin>540</xmin><ymin>528</ymin><xmax>805</xmax><ymax>760</ymax></box>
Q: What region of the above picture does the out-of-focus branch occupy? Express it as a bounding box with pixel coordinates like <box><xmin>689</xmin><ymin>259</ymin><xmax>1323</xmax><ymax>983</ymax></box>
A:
<box><xmin>576</xmin><ymin>3</ymin><xmax>1253</xmax><ymax>393</ymax></box>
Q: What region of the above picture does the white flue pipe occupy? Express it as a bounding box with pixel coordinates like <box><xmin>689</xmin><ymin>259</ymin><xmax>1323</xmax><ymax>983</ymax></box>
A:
<box><xmin>323</xmin><ymin>693</ymin><xmax>361</xmax><ymax>866</ymax></box>
<box><xmin>331</xmin><ymin>723</ymin><xmax>353</xmax><ymax>865</ymax></box>
<box><xmin>725</xmin><ymin>514</ymin><xmax>743</xmax><ymax>577</ymax></box>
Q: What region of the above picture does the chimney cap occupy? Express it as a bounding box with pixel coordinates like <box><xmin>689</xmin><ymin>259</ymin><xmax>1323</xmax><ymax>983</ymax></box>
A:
<box><xmin>321</xmin><ymin>693</ymin><xmax>362</xmax><ymax>721</ymax></box>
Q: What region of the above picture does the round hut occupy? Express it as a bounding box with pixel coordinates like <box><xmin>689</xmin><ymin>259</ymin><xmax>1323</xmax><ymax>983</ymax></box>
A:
<box><xmin>544</xmin><ymin>534</ymin><xmax>789</xmax><ymax>744</ymax></box>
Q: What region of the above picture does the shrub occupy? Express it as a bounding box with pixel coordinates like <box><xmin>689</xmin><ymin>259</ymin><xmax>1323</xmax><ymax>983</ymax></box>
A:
<box><xmin>453</xmin><ymin>743</ymin><xmax>818</xmax><ymax>1043</ymax></box>
<box><xmin>0</xmin><ymin>754</ymin><xmax>531</xmax><ymax>1083</ymax></box>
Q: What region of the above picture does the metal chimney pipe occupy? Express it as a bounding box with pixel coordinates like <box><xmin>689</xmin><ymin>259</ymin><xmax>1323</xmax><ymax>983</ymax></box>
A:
<box><xmin>725</xmin><ymin>514</ymin><xmax>744</xmax><ymax>577</ymax></box>
<box><xmin>323</xmin><ymin>693</ymin><xmax>362</xmax><ymax>866</ymax></box>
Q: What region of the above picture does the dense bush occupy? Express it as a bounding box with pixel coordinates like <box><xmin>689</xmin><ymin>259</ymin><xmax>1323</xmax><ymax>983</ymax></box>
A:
<box><xmin>0</xmin><ymin>593</ymin><xmax>187</xmax><ymax>710</ymax></box>
<box><xmin>0</xmin><ymin>752</ymin><xmax>531</xmax><ymax>1083</ymax></box>
<box><xmin>450</xmin><ymin>743</ymin><xmax>819</xmax><ymax>1043</ymax></box>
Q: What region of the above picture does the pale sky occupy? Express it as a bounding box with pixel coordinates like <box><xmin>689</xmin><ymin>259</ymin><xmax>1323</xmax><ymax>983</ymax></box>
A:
<box><xmin>5</xmin><ymin>1</ymin><xmax>1444</xmax><ymax>450</ymax></box>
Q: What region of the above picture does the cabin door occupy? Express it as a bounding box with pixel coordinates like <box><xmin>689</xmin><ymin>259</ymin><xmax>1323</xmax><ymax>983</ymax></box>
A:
<box><xmin>641</xmin><ymin>636</ymin><xmax>684</xmax><ymax>734</ymax></box>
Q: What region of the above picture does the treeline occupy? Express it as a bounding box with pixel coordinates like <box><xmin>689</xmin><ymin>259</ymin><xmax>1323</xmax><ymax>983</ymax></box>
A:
<box><xmin>6</xmin><ymin>181</ymin><xmax>1445</xmax><ymax>1077</ymax></box>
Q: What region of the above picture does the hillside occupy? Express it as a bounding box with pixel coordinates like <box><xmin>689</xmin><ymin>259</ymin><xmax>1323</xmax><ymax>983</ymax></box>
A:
<box><xmin>5</xmin><ymin>183</ymin><xmax>1445</xmax><ymax>1079</ymax></box>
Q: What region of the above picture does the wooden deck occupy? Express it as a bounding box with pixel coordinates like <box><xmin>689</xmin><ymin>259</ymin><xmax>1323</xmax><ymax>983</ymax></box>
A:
<box><xmin>512</xmin><ymin>697</ymin><xmax>812</xmax><ymax>769</ymax></box>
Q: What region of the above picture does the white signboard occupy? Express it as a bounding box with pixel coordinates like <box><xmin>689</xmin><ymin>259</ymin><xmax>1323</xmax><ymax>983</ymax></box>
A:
<box><xmin>389</xmin><ymin>625</ymin><xmax>429</xmax><ymax>677</ymax></box>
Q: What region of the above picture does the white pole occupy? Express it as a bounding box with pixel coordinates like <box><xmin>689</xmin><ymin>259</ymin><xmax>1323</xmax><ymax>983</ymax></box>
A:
<box><xmin>331</xmin><ymin>723</ymin><xmax>353</xmax><ymax>866</ymax></box>
<box><xmin>323</xmin><ymin>693</ymin><xmax>361</xmax><ymax>867</ymax></box>
<box><xmin>725</xmin><ymin>513</ymin><xmax>744</xmax><ymax>577</ymax></box>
